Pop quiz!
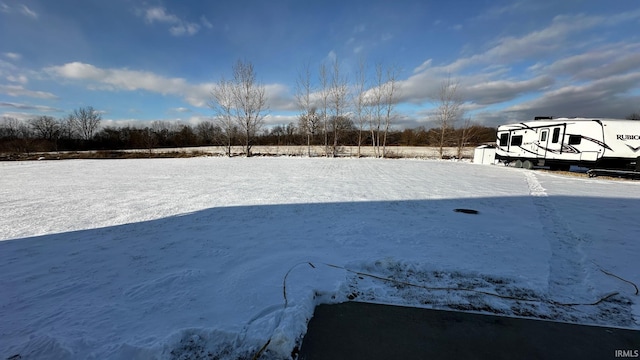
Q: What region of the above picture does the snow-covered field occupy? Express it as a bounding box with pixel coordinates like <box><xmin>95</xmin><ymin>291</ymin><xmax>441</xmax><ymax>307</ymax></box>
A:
<box><xmin>1</xmin><ymin>157</ymin><xmax>639</xmax><ymax>359</ymax></box>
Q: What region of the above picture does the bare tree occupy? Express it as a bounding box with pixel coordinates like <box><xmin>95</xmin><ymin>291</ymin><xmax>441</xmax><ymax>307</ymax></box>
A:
<box><xmin>328</xmin><ymin>57</ymin><xmax>349</xmax><ymax>157</ymax></box>
<box><xmin>0</xmin><ymin>117</ymin><xmax>22</xmax><ymax>139</ymax></box>
<box><xmin>295</xmin><ymin>62</ymin><xmax>318</xmax><ymax>156</ymax></box>
<box><xmin>70</xmin><ymin>106</ymin><xmax>101</xmax><ymax>141</ymax></box>
<box><xmin>211</xmin><ymin>60</ymin><xmax>268</xmax><ymax>157</ymax></box>
<box><xmin>431</xmin><ymin>76</ymin><xmax>463</xmax><ymax>159</ymax></box>
<box><xmin>368</xmin><ymin>63</ymin><xmax>393</xmax><ymax>158</ymax></box>
<box><xmin>29</xmin><ymin>116</ymin><xmax>60</xmax><ymax>141</ymax></box>
<box><xmin>59</xmin><ymin>114</ymin><xmax>76</xmax><ymax>140</ymax></box>
<box><xmin>140</xmin><ymin>127</ymin><xmax>157</xmax><ymax>157</ymax></box>
<box><xmin>231</xmin><ymin>60</ymin><xmax>268</xmax><ymax>156</ymax></box>
<box><xmin>318</xmin><ymin>63</ymin><xmax>330</xmax><ymax>156</ymax></box>
<box><xmin>353</xmin><ymin>58</ymin><xmax>369</xmax><ymax>157</ymax></box>
<box><xmin>0</xmin><ymin>117</ymin><xmax>34</xmax><ymax>153</ymax></box>
<box><xmin>195</xmin><ymin>120</ymin><xmax>220</xmax><ymax>145</ymax></box>
<box><xmin>456</xmin><ymin>118</ymin><xmax>476</xmax><ymax>160</ymax></box>
<box><xmin>297</xmin><ymin>108</ymin><xmax>319</xmax><ymax>156</ymax></box>
<box><xmin>210</xmin><ymin>78</ymin><xmax>236</xmax><ymax>156</ymax></box>
<box><xmin>380</xmin><ymin>64</ymin><xmax>399</xmax><ymax>158</ymax></box>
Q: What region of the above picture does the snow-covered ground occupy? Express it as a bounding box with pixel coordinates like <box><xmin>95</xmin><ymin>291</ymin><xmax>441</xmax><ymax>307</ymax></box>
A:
<box><xmin>1</xmin><ymin>157</ymin><xmax>639</xmax><ymax>359</ymax></box>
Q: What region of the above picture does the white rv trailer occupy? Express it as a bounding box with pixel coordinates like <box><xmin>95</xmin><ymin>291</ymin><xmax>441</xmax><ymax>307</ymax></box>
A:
<box><xmin>495</xmin><ymin>117</ymin><xmax>640</xmax><ymax>171</ymax></box>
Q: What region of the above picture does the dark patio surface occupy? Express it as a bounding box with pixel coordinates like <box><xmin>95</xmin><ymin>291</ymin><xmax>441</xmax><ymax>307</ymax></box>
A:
<box><xmin>299</xmin><ymin>301</ymin><xmax>640</xmax><ymax>360</ymax></box>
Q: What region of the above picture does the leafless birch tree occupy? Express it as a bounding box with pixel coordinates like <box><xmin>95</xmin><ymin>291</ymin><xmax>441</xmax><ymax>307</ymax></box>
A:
<box><xmin>211</xmin><ymin>60</ymin><xmax>268</xmax><ymax>157</ymax></box>
<box><xmin>328</xmin><ymin>58</ymin><xmax>349</xmax><ymax>157</ymax></box>
<box><xmin>210</xmin><ymin>77</ymin><xmax>236</xmax><ymax>156</ymax></box>
<box><xmin>368</xmin><ymin>63</ymin><xmax>399</xmax><ymax>157</ymax></box>
<box><xmin>431</xmin><ymin>76</ymin><xmax>463</xmax><ymax>159</ymax></box>
<box><xmin>380</xmin><ymin>64</ymin><xmax>399</xmax><ymax>158</ymax></box>
<box><xmin>353</xmin><ymin>58</ymin><xmax>369</xmax><ymax>158</ymax></box>
<box><xmin>295</xmin><ymin>63</ymin><xmax>319</xmax><ymax>156</ymax></box>
<box><xmin>318</xmin><ymin>63</ymin><xmax>330</xmax><ymax>156</ymax></box>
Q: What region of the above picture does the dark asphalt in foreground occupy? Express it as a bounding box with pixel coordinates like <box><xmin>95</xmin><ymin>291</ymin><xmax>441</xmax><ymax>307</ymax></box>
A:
<box><xmin>299</xmin><ymin>302</ymin><xmax>640</xmax><ymax>360</ymax></box>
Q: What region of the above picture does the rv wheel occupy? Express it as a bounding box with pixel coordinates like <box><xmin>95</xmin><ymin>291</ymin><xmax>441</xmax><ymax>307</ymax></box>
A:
<box><xmin>523</xmin><ymin>160</ymin><xmax>533</xmax><ymax>170</ymax></box>
<box><xmin>514</xmin><ymin>160</ymin><xmax>523</xmax><ymax>168</ymax></box>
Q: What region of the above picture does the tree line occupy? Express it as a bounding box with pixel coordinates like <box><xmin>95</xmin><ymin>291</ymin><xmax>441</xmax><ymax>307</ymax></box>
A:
<box><xmin>0</xmin><ymin>111</ymin><xmax>497</xmax><ymax>156</ymax></box>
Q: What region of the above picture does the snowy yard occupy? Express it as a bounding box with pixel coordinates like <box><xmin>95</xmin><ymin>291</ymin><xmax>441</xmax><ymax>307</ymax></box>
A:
<box><xmin>1</xmin><ymin>157</ymin><xmax>639</xmax><ymax>359</ymax></box>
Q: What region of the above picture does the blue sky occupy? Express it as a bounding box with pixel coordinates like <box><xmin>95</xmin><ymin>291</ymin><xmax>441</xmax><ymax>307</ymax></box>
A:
<box><xmin>1</xmin><ymin>0</ymin><xmax>639</xmax><ymax>130</ymax></box>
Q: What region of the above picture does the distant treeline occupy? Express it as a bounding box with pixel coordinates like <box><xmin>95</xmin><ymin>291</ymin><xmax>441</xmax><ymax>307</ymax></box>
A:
<box><xmin>0</xmin><ymin>115</ymin><xmax>497</xmax><ymax>155</ymax></box>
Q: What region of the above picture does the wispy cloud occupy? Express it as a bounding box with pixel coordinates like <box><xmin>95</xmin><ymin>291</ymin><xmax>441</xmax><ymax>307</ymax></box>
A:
<box><xmin>0</xmin><ymin>84</ymin><xmax>57</xmax><ymax>99</ymax></box>
<box><xmin>200</xmin><ymin>15</ymin><xmax>213</xmax><ymax>29</ymax></box>
<box><xmin>0</xmin><ymin>101</ymin><xmax>62</xmax><ymax>112</ymax></box>
<box><xmin>170</xmin><ymin>107</ymin><xmax>192</xmax><ymax>113</ymax></box>
<box><xmin>0</xmin><ymin>3</ymin><xmax>37</xmax><ymax>18</ymax></box>
<box><xmin>144</xmin><ymin>7</ymin><xmax>179</xmax><ymax>24</ymax></box>
<box><xmin>4</xmin><ymin>52</ymin><xmax>22</xmax><ymax>61</ymax></box>
<box><xmin>6</xmin><ymin>74</ymin><xmax>28</xmax><ymax>84</ymax></box>
<box><xmin>20</xmin><ymin>4</ymin><xmax>37</xmax><ymax>19</ymax></box>
<box><xmin>169</xmin><ymin>23</ymin><xmax>199</xmax><ymax>37</ymax></box>
<box><xmin>141</xmin><ymin>6</ymin><xmax>200</xmax><ymax>37</ymax></box>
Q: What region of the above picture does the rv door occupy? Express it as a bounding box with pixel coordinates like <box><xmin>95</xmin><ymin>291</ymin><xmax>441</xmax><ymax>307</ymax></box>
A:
<box><xmin>547</xmin><ymin>126</ymin><xmax>564</xmax><ymax>156</ymax></box>
<box><xmin>537</xmin><ymin>128</ymin><xmax>550</xmax><ymax>159</ymax></box>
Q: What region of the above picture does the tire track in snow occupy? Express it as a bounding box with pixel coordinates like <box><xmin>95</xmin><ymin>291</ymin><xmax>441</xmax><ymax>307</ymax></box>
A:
<box><xmin>524</xmin><ymin>171</ymin><xmax>591</xmax><ymax>302</ymax></box>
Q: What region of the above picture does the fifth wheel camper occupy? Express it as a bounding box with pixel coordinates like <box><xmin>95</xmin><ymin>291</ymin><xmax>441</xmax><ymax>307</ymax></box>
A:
<box><xmin>495</xmin><ymin>117</ymin><xmax>640</xmax><ymax>172</ymax></box>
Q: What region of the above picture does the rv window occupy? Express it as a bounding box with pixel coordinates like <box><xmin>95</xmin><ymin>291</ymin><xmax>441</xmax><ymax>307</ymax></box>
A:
<box><xmin>568</xmin><ymin>135</ymin><xmax>581</xmax><ymax>145</ymax></box>
<box><xmin>540</xmin><ymin>131</ymin><xmax>547</xmax><ymax>142</ymax></box>
<box><xmin>499</xmin><ymin>133</ymin><xmax>509</xmax><ymax>146</ymax></box>
<box><xmin>552</xmin><ymin>128</ymin><xmax>560</xmax><ymax>143</ymax></box>
<box><xmin>511</xmin><ymin>135</ymin><xmax>523</xmax><ymax>146</ymax></box>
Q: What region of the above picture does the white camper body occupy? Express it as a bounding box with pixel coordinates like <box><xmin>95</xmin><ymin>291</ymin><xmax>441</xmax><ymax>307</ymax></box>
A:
<box><xmin>495</xmin><ymin>118</ymin><xmax>640</xmax><ymax>171</ymax></box>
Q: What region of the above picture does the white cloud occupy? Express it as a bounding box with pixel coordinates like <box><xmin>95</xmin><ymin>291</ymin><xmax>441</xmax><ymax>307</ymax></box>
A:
<box><xmin>507</xmin><ymin>72</ymin><xmax>640</xmax><ymax>114</ymax></box>
<box><xmin>4</xmin><ymin>52</ymin><xmax>21</xmax><ymax>61</ymax></box>
<box><xmin>0</xmin><ymin>101</ymin><xmax>62</xmax><ymax>112</ymax></box>
<box><xmin>7</xmin><ymin>74</ymin><xmax>28</xmax><ymax>84</ymax></box>
<box><xmin>0</xmin><ymin>3</ymin><xmax>37</xmax><ymax>18</ymax></box>
<box><xmin>200</xmin><ymin>15</ymin><xmax>213</xmax><ymax>29</ymax></box>
<box><xmin>461</xmin><ymin>76</ymin><xmax>555</xmax><ymax>105</ymax></box>
<box><xmin>326</xmin><ymin>50</ymin><xmax>337</xmax><ymax>63</ymax></box>
<box><xmin>169</xmin><ymin>23</ymin><xmax>199</xmax><ymax>36</ymax></box>
<box><xmin>534</xmin><ymin>43</ymin><xmax>640</xmax><ymax>81</ymax></box>
<box><xmin>0</xmin><ymin>84</ymin><xmax>57</xmax><ymax>99</ymax></box>
<box><xmin>413</xmin><ymin>59</ymin><xmax>432</xmax><ymax>74</ymax></box>
<box><xmin>45</xmin><ymin>62</ymin><xmax>292</xmax><ymax>110</ymax></box>
<box><xmin>47</xmin><ymin>61</ymin><xmax>195</xmax><ymax>95</ymax></box>
<box><xmin>20</xmin><ymin>4</ymin><xmax>37</xmax><ymax>18</ymax></box>
<box><xmin>1</xmin><ymin>111</ymin><xmax>36</xmax><ymax>121</ymax></box>
<box><xmin>141</xmin><ymin>6</ymin><xmax>200</xmax><ymax>37</ymax></box>
<box><xmin>144</xmin><ymin>7</ymin><xmax>178</xmax><ymax>23</ymax></box>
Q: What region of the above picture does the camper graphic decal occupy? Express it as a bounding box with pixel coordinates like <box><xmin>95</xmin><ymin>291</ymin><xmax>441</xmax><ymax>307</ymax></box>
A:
<box><xmin>626</xmin><ymin>144</ymin><xmax>640</xmax><ymax>152</ymax></box>
<box><xmin>580</xmin><ymin>135</ymin><xmax>613</xmax><ymax>150</ymax></box>
<box><xmin>561</xmin><ymin>144</ymin><xmax>580</xmax><ymax>154</ymax></box>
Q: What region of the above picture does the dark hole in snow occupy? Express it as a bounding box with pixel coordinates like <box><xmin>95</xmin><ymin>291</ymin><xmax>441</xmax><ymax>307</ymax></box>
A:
<box><xmin>454</xmin><ymin>208</ymin><xmax>479</xmax><ymax>214</ymax></box>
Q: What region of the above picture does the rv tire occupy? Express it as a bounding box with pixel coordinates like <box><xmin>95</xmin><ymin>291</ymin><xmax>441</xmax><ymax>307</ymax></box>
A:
<box><xmin>523</xmin><ymin>160</ymin><xmax>533</xmax><ymax>170</ymax></box>
<box><xmin>514</xmin><ymin>160</ymin><xmax>523</xmax><ymax>168</ymax></box>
